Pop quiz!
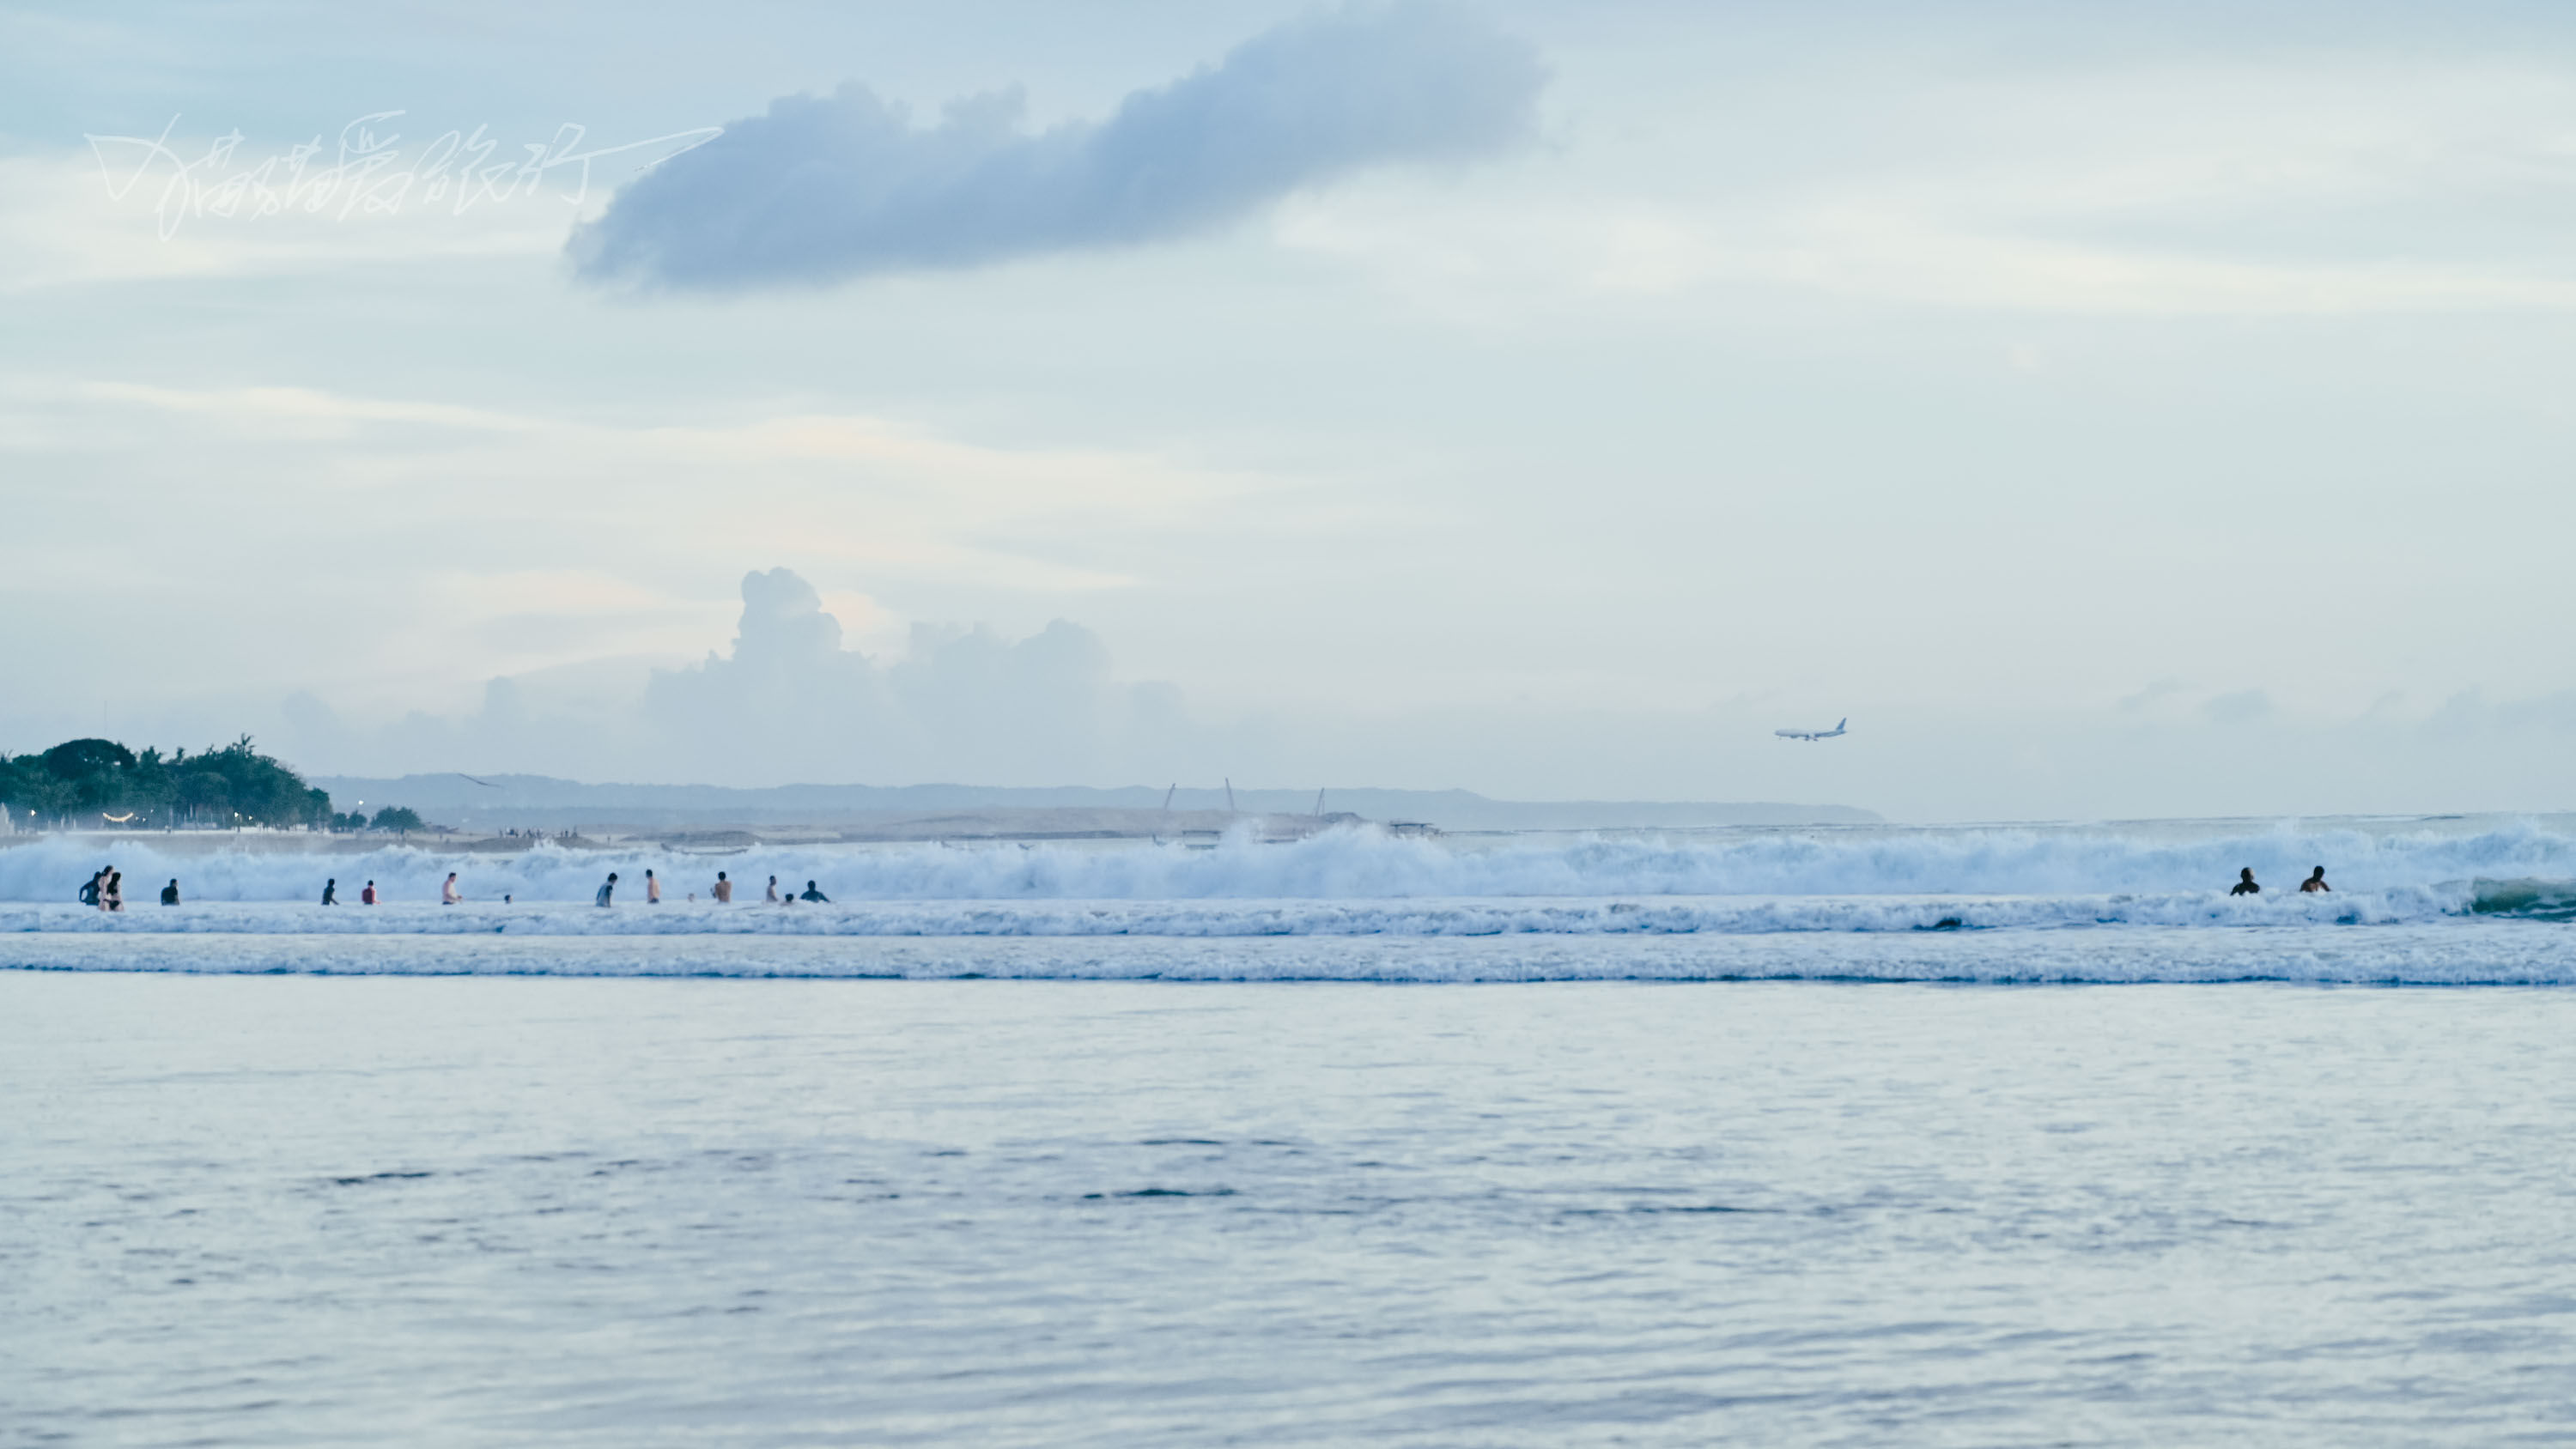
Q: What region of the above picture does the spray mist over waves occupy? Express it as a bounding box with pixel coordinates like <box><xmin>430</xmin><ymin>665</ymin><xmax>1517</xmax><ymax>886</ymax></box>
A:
<box><xmin>9</xmin><ymin>821</ymin><xmax>2576</xmax><ymax>919</ymax></box>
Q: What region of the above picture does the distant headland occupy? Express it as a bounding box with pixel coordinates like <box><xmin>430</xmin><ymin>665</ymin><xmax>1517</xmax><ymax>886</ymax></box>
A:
<box><xmin>0</xmin><ymin>735</ymin><xmax>1880</xmax><ymax>841</ymax></box>
<box><xmin>306</xmin><ymin>773</ymin><xmax>1881</xmax><ymax>840</ymax></box>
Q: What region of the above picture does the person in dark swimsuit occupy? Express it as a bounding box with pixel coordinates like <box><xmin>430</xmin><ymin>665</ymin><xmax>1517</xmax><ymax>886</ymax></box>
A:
<box><xmin>2230</xmin><ymin>869</ymin><xmax>2260</xmax><ymax>896</ymax></box>
<box><xmin>322</xmin><ymin>878</ymin><xmax>338</xmax><ymax>905</ymax></box>
<box><xmin>161</xmin><ymin>879</ymin><xmax>179</xmax><ymax>906</ymax></box>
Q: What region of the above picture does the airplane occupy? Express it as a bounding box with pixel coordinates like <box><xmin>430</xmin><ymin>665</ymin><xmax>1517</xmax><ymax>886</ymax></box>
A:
<box><xmin>1775</xmin><ymin>718</ymin><xmax>1848</xmax><ymax>742</ymax></box>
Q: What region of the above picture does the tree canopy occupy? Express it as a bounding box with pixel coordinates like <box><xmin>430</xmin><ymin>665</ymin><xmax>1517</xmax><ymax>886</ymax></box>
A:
<box><xmin>0</xmin><ymin>735</ymin><xmax>342</xmax><ymax>829</ymax></box>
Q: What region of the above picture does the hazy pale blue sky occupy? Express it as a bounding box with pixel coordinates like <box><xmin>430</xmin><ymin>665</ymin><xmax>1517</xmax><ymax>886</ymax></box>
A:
<box><xmin>8</xmin><ymin>0</ymin><xmax>2576</xmax><ymax>818</ymax></box>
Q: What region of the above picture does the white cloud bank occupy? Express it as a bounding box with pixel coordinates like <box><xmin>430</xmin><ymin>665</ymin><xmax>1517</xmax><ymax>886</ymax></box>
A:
<box><xmin>280</xmin><ymin>567</ymin><xmax>1212</xmax><ymax>788</ymax></box>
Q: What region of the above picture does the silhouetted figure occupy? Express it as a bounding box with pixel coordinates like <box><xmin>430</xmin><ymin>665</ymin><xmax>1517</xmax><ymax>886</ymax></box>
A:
<box><xmin>799</xmin><ymin>881</ymin><xmax>829</xmax><ymax>903</ymax></box>
<box><xmin>595</xmin><ymin>872</ymin><xmax>618</xmax><ymax>907</ymax></box>
<box><xmin>2300</xmin><ymin>867</ymin><xmax>2330</xmax><ymax>894</ymax></box>
<box><xmin>322</xmin><ymin>878</ymin><xmax>338</xmax><ymax>905</ymax></box>
<box><xmin>161</xmin><ymin>879</ymin><xmax>179</xmax><ymax>906</ymax></box>
<box><xmin>102</xmin><ymin>872</ymin><xmax>123</xmax><ymax>912</ymax></box>
<box><xmin>2230</xmin><ymin>869</ymin><xmax>2260</xmax><ymax>897</ymax></box>
<box><xmin>78</xmin><ymin>868</ymin><xmax>105</xmax><ymax>906</ymax></box>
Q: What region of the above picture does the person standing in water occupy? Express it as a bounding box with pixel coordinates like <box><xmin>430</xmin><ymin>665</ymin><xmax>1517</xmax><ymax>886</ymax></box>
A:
<box><xmin>799</xmin><ymin>880</ymin><xmax>830</xmax><ymax>903</ymax></box>
<box><xmin>361</xmin><ymin>881</ymin><xmax>379</xmax><ymax>905</ymax></box>
<box><xmin>596</xmin><ymin>872</ymin><xmax>618</xmax><ymax>906</ymax></box>
<box><xmin>322</xmin><ymin>878</ymin><xmax>338</xmax><ymax>905</ymax></box>
<box><xmin>102</xmin><ymin>872</ymin><xmax>124</xmax><ymax>912</ymax></box>
<box><xmin>161</xmin><ymin>878</ymin><xmax>179</xmax><ymax>906</ymax></box>
<box><xmin>442</xmin><ymin>872</ymin><xmax>463</xmax><ymax>905</ymax></box>
<box><xmin>2300</xmin><ymin>867</ymin><xmax>2330</xmax><ymax>894</ymax></box>
<box><xmin>645</xmin><ymin>869</ymin><xmax>661</xmax><ymax>904</ymax></box>
<box><xmin>765</xmin><ymin>875</ymin><xmax>781</xmax><ymax>903</ymax></box>
<box><xmin>79</xmin><ymin>867</ymin><xmax>108</xmax><ymax>906</ymax></box>
<box><xmin>713</xmin><ymin>871</ymin><xmax>732</xmax><ymax>903</ymax></box>
<box><xmin>2229</xmin><ymin>869</ymin><xmax>2260</xmax><ymax>896</ymax></box>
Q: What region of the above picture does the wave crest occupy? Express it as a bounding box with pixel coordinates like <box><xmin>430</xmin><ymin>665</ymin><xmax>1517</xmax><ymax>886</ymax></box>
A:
<box><xmin>7</xmin><ymin>820</ymin><xmax>2576</xmax><ymax>906</ymax></box>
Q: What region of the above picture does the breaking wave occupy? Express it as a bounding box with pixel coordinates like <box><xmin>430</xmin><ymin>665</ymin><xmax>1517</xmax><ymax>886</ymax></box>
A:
<box><xmin>0</xmin><ymin>886</ymin><xmax>2489</xmax><ymax>937</ymax></box>
<box><xmin>3</xmin><ymin>924</ymin><xmax>2571</xmax><ymax>984</ymax></box>
<box><xmin>9</xmin><ymin>820</ymin><xmax>2576</xmax><ymax>908</ymax></box>
<box><xmin>6</xmin><ymin>823</ymin><xmax>2576</xmax><ymax>984</ymax></box>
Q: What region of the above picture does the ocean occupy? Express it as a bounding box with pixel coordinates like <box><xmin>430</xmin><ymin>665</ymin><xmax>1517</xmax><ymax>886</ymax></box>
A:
<box><xmin>7</xmin><ymin>817</ymin><xmax>2576</xmax><ymax>981</ymax></box>
<box><xmin>7</xmin><ymin>820</ymin><xmax>2576</xmax><ymax>1444</ymax></box>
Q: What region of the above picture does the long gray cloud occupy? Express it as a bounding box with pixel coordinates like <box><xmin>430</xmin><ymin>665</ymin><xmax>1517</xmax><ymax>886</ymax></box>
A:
<box><xmin>568</xmin><ymin>3</ymin><xmax>1543</xmax><ymax>289</ymax></box>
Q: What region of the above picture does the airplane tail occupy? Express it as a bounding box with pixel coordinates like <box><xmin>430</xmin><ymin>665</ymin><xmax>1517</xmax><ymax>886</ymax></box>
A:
<box><xmin>1835</xmin><ymin>718</ymin><xmax>1847</xmax><ymax>731</ymax></box>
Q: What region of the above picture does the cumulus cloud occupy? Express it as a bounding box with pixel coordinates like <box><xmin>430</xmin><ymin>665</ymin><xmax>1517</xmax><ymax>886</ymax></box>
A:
<box><xmin>640</xmin><ymin>567</ymin><xmax>1209</xmax><ymax>783</ymax></box>
<box><xmin>277</xmin><ymin>568</ymin><xmax>1210</xmax><ymax>787</ymax></box>
<box><xmin>568</xmin><ymin>2</ymin><xmax>1543</xmax><ymax>289</ymax></box>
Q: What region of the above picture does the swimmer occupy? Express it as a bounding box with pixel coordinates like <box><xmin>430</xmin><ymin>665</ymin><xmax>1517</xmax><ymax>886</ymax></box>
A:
<box><xmin>442</xmin><ymin>872</ymin><xmax>462</xmax><ymax>905</ymax></box>
<box><xmin>799</xmin><ymin>880</ymin><xmax>830</xmax><ymax>903</ymax></box>
<box><xmin>596</xmin><ymin>872</ymin><xmax>618</xmax><ymax>907</ymax></box>
<box><xmin>2229</xmin><ymin>868</ymin><xmax>2260</xmax><ymax>897</ymax></box>
<box><xmin>713</xmin><ymin>870</ymin><xmax>732</xmax><ymax>904</ymax></box>
<box><xmin>2300</xmin><ymin>867</ymin><xmax>2330</xmax><ymax>894</ymax></box>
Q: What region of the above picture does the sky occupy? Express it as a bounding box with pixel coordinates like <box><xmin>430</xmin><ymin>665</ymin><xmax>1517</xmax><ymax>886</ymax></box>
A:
<box><xmin>6</xmin><ymin>0</ymin><xmax>2576</xmax><ymax>821</ymax></box>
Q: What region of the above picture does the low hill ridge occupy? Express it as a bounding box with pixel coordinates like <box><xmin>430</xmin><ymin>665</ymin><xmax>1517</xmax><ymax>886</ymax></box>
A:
<box><xmin>311</xmin><ymin>773</ymin><xmax>1881</xmax><ymax>834</ymax></box>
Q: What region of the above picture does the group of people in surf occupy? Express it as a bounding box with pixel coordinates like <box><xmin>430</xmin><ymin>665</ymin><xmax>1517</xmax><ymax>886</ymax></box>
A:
<box><xmin>77</xmin><ymin>866</ymin><xmax>838</xmax><ymax>908</ymax></box>
<box><xmin>2230</xmin><ymin>867</ymin><xmax>2330</xmax><ymax>896</ymax></box>
<box><xmin>590</xmin><ymin>870</ymin><xmax>829</xmax><ymax>906</ymax></box>
<box><xmin>292</xmin><ymin>868</ymin><xmax>837</xmax><ymax>906</ymax></box>
<box><xmin>81</xmin><ymin>863</ymin><xmax>2334</xmax><ymax>908</ymax></box>
<box><xmin>76</xmin><ymin>866</ymin><xmax>184</xmax><ymax>909</ymax></box>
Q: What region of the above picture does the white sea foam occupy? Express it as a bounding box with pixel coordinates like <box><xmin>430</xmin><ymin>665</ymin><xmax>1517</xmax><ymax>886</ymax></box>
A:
<box><xmin>0</xmin><ymin>887</ymin><xmax>2476</xmax><ymax>938</ymax></box>
<box><xmin>3</xmin><ymin>922</ymin><xmax>2570</xmax><ymax>983</ymax></box>
<box><xmin>8</xmin><ymin>823</ymin><xmax>2573</xmax><ymax>979</ymax></box>
<box><xmin>9</xmin><ymin>820</ymin><xmax>2576</xmax><ymax>906</ymax></box>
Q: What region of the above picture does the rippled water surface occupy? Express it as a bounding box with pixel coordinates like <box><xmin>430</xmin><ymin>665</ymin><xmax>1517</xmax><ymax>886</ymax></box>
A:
<box><xmin>9</xmin><ymin>973</ymin><xmax>2576</xmax><ymax>1446</ymax></box>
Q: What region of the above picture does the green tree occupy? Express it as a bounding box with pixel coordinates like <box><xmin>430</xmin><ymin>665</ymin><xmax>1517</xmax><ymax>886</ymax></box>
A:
<box><xmin>0</xmin><ymin>734</ymin><xmax>334</xmax><ymax>828</ymax></box>
<box><xmin>41</xmin><ymin>738</ymin><xmax>136</xmax><ymax>818</ymax></box>
<box><xmin>370</xmin><ymin>806</ymin><xmax>425</xmax><ymax>834</ymax></box>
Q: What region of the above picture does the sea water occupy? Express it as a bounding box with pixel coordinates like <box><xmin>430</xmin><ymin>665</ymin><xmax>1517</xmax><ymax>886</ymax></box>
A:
<box><xmin>7</xmin><ymin>821</ymin><xmax>2576</xmax><ymax>1443</ymax></box>
<box><xmin>9</xmin><ymin>977</ymin><xmax>2576</xmax><ymax>1446</ymax></box>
